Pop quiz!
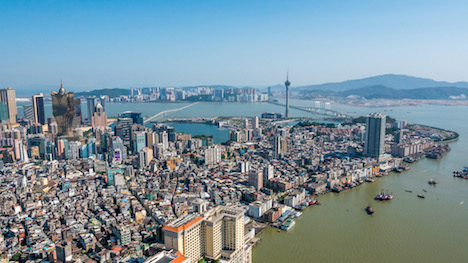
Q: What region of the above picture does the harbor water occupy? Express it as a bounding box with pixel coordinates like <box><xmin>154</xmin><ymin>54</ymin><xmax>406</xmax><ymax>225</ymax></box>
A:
<box><xmin>252</xmin><ymin>102</ymin><xmax>468</xmax><ymax>263</ymax></box>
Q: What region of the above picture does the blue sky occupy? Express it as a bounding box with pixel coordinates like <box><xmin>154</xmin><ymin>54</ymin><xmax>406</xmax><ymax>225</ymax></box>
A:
<box><xmin>1</xmin><ymin>0</ymin><xmax>467</xmax><ymax>92</ymax></box>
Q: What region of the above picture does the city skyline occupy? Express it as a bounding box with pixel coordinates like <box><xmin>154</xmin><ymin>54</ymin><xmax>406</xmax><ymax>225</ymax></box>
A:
<box><xmin>1</xmin><ymin>1</ymin><xmax>468</xmax><ymax>92</ymax></box>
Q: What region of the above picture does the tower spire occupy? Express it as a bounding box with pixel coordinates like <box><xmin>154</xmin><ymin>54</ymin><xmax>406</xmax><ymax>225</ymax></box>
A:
<box><xmin>284</xmin><ymin>70</ymin><xmax>290</xmax><ymax>118</ymax></box>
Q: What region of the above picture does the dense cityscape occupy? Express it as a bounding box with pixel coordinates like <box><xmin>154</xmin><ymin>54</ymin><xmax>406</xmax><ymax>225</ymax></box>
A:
<box><xmin>0</xmin><ymin>77</ymin><xmax>458</xmax><ymax>263</ymax></box>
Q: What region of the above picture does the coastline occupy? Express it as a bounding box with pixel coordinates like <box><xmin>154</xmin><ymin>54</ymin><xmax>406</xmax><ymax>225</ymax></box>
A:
<box><xmin>251</xmin><ymin>123</ymin><xmax>458</xmax><ymax>246</ymax></box>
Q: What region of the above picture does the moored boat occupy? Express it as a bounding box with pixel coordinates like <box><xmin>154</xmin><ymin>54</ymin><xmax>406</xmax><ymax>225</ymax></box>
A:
<box><xmin>281</xmin><ymin>218</ymin><xmax>296</xmax><ymax>231</ymax></box>
<box><xmin>332</xmin><ymin>186</ymin><xmax>342</xmax><ymax>193</ymax></box>
<box><xmin>375</xmin><ymin>190</ymin><xmax>393</xmax><ymax>201</ymax></box>
<box><xmin>428</xmin><ymin>179</ymin><xmax>438</xmax><ymax>185</ymax></box>
<box><xmin>365</xmin><ymin>205</ymin><xmax>374</xmax><ymax>215</ymax></box>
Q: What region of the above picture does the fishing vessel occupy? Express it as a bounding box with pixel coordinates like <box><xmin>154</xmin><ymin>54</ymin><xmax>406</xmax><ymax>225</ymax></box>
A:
<box><xmin>375</xmin><ymin>190</ymin><xmax>393</xmax><ymax>201</ymax></box>
<box><xmin>428</xmin><ymin>179</ymin><xmax>438</xmax><ymax>185</ymax></box>
<box><xmin>365</xmin><ymin>205</ymin><xmax>374</xmax><ymax>215</ymax></box>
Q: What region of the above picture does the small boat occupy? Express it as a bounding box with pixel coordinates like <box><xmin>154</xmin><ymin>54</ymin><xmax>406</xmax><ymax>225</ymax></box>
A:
<box><xmin>365</xmin><ymin>205</ymin><xmax>374</xmax><ymax>215</ymax></box>
<box><xmin>309</xmin><ymin>199</ymin><xmax>318</xmax><ymax>205</ymax></box>
<box><xmin>405</xmin><ymin>190</ymin><xmax>412</xmax><ymax>193</ymax></box>
<box><xmin>423</xmin><ymin>189</ymin><xmax>427</xmax><ymax>193</ymax></box>
<box><xmin>417</xmin><ymin>194</ymin><xmax>425</xmax><ymax>199</ymax></box>
<box><xmin>428</xmin><ymin>179</ymin><xmax>438</xmax><ymax>185</ymax></box>
<box><xmin>460</xmin><ymin>201</ymin><xmax>464</xmax><ymax>205</ymax></box>
<box><xmin>365</xmin><ymin>178</ymin><xmax>375</xmax><ymax>183</ymax></box>
<box><xmin>375</xmin><ymin>190</ymin><xmax>393</xmax><ymax>201</ymax></box>
<box><xmin>332</xmin><ymin>186</ymin><xmax>342</xmax><ymax>193</ymax></box>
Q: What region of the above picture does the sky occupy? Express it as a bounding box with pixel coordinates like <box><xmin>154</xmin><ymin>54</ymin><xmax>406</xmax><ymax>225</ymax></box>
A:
<box><xmin>1</xmin><ymin>0</ymin><xmax>468</xmax><ymax>93</ymax></box>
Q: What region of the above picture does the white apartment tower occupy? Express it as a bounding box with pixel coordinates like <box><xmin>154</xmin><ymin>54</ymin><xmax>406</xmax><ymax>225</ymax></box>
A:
<box><xmin>163</xmin><ymin>206</ymin><xmax>248</xmax><ymax>263</ymax></box>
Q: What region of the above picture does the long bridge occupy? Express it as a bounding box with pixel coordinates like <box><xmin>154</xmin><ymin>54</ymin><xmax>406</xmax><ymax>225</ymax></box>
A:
<box><xmin>143</xmin><ymin>102</ymin><xmax>199</xmax><ymax>124</ymax></box>
<box><xmin>269</xmin><ymin>101</ymin><xmax>354</xmax><ymax>119</ymax></box>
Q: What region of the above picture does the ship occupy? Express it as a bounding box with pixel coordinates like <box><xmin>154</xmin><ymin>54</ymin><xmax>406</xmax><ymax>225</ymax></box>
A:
<box><xmin>281</xmin><ymin>218</ymin><xmax>296</xmax><ymax>231</ymax></box>
<box><xmin>428</xmin><ymin>179</ymin><xmax>438</xmax><ymax>185</ymax></box>
<box><xmin>332</xmin><ymin>186</ymin><xmax>342</xmax><ymax>193</ymax></box>
<box><xmin>453</xmin><ymin>167</ymin><xmax>468</xmax><ymax>179</ymax></box>
<box><xmin>375</xmin><ymin>190</ymin><xmax>393</xmax><ymax>201</ymax></box>
<box><xmin>394</xmin><ymin>165</ymin><xmax>411</xmax><ymax>173</ymax></box>
<box><xmin>365</xmin><ymin>205</ymin><xmax>374</xmax><ymax>215</ymax></box>
<box><xmin>293</xmin><ymin>211</ymin><xmax>303</xmax><ymax>218</ymax></box>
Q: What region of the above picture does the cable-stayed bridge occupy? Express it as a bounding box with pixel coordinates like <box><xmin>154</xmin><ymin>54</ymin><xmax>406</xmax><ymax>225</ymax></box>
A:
<box><xmin>143</xmin><ymin>102</ymin><xmax>199</xmax><ymax>124</ymax></box>
<box><xmin>269</xmin><ymin>101</ymin><xmax>354</xmax><ymax>119</ymax></box>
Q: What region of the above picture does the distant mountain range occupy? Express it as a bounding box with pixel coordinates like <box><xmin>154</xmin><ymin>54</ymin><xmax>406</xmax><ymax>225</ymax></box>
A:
<box><xmin>313</xmin><ymin>85</ymin><xmax>467</xmax><ymax>100</ymax></box>
<box><xmin>294</xmin><ymin>74</ymin><xmax>468</xmax><ymax>91</ymax></box>
<box><xmin>285</xmin><ymin>74</ymin><xmax>468</xmax><ymax>100</ymax></box>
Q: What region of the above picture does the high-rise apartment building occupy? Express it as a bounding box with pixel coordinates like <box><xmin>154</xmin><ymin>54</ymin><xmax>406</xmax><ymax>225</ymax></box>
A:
<box><xmin>115</xmin><ymin>117</ymin><xmax>133</xmax><ymax>144</ymax></box>
<box><xmin>87</xmin><ymin>97</ymin><xmax>98</xmax><ymax>121</ymax></box>
<box><xmin>252</xmin><ymin>116</ymin><xmax>259</xmax><ymax>130</ymax></box>
<box><xmin>145</xmin><ymin>132</ymin><xmax>159</xmax><ymax>148</ymax></box>
<box><xmin>32</xmin><ymin>93</ymin><xmax>45</xmax><ymax>125</ymax></box>
<box><xmin>248</xmin><ymin>171</ymin><xmax>263</xmax><ymax>191</ymax></box>
<box><xmin>160</xmin><ymin>131</ymin><xmax>169</xmax><ymax>150</ymax></box>
<box><xmin>263</xmin><ymin>164</ymin><xmax>274</xmax><ymax>184</ymax></box>
<box><xmin>57</xmin><ymin>138</ymin><xmax>69</xmax><ymax>160</ymax></box>
<box><xmin>133</xmin><ymin>132</ymin><xmax>146</xmax><ymax>152</ymax></box>
<box><xmin>365</xmin><ymin>113</ymin><xmax>386</xmax><ymax>158</ymax></box>
<box><xmin>273</xmin><ymin>134</ymin><xmax>282</xmax><ymax>159</ymax></box>
<box><xmin>244</xmin><ymin>118</ymin><xmax>249</xmax><ymax>129</ymax></box>
<box><xmin>111</xmin><ymin>137</ymin><xmax>127</xmax><ymax>163</ymax></box>
<box><xmin>23</xmin><ymin>104</ymin><xmax>35</xmax><ymax>122</ymax></box>
<box><xmin>138</xmin><ymin>147</ymin><xmax>153</xmax><ymax>168</ymax></box>
<box><xmin>163</xmin><ymin>206</ymin><xmax>247</xmax><ymax>263</ymax></box>
<box><xmin>205</xmin><ymin>146</ymin><xmax>221</xmax><ymax>165</ymax></box>
<box><xmin>0</xmin><ymin>88</ymin><xmax>17</xmax><ymax>124</ymax></box>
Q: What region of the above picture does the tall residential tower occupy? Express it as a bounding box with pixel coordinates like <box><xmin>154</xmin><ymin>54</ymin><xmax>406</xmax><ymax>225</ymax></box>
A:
<box><xmin>32</xmin><ymin>93</ymin><xmax>45</xmax><ymax>125</ymax></box>
<box><xmin>0</xmin><ymin>88</ymin><xmax>17</xmax><ymax>124</ymax></box>
<box><xmin>364</xmin><ymin>113</ymin><xmax>386</xmax><ymax>158</ymax></box>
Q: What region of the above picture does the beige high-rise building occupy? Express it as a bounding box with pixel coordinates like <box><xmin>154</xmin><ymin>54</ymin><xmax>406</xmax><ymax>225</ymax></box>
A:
<box><xmin>248</xmin><ymin>171</ymin><xmax>263</xmax><ymax>191</ymax></box>
<box><xmin>0</xmin><ymin>88</ymin><xmax>17</xmax><ymax>124</ymax></box>
<box><xmin>163</xmin><ymin>206</ymin><xmax>250</xmax><ymax>263</ymax></box>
